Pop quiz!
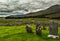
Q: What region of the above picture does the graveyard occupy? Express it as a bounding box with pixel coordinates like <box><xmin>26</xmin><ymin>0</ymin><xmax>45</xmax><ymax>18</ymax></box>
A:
<box><xmin>0</xmin><ymin>0</ymin><xmax>60</xmax><ymax>41</ymax></box>
<box><xmin>0</xmin><ymin>18</ymin><xmax>60</xmax><ymax>41</ymax></box>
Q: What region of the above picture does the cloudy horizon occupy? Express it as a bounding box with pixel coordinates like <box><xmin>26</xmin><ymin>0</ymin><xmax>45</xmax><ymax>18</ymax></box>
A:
<box><xmin>0</xmin><ymin>0</ymin><xmax>60</xmax><ymax>17</ymax></box>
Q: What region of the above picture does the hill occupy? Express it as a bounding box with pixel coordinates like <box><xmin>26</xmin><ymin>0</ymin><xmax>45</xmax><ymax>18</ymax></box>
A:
<box><xmin>24</xmin><ymin>5</ymin><xmax>60</xmax><ymax>18</ymax></box>
<box><xmin>6</xmin><ymin>5</ymin><xmax>60</xmax><ymax>19</ymax></box>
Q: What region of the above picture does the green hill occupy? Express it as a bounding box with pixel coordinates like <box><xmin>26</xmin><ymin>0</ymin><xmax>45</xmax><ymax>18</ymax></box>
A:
<box><xmin>6</xmin><ymin>5</ymin><xmax>60</xmax><ymax>19</ymax></box>
<box><xmin>23</xmin><ymin>5</ymin><xmax>60</xmax><ymax>18</ymax></box>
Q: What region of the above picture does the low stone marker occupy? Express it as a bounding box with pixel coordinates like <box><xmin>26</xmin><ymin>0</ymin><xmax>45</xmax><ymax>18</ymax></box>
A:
<box><xmin>36</xmin><ymin>22</ymin><xmax>42</xmax><ymax>36</ymax></box>
<box><xmin>42</xmin><ymin>24</ymin><xmax>46</xmax><ymax>30</ymax></box>
<box><xmin>48</xmin><ymin>20</ymin><xmax>59</xmax><ymax>38</ymax></box>
<box><xmin>26</xmin><ymin>24</ymin><xmax>33</xmax><ymax>33</ymax></box>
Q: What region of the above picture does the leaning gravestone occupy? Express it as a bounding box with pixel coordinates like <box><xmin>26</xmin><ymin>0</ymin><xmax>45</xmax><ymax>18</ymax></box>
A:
<box><xmin>26</xmin><ymin>24</ymin><xmax>33</xmax><ymax>33</ymax></box>
<box><xmin>36</xmin><ymin>22</ymin><xmax>42</xmax><ymax>36</ymax></box>
<box><xmin>48</xmin><ymin>20</ymin><xmax>59</xmax><ymax>38</ymax></box>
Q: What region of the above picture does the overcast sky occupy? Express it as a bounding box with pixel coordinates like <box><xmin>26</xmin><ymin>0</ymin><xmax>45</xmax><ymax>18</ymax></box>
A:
<box><xmin>0</xmin><ymin>0</ymin><xmax>7</xmax><ymax>2</ymax></box>
<box><xmin>0</xmin><ymin>0</ymin><xmax>60</xmax><ymax>3</ymax></box>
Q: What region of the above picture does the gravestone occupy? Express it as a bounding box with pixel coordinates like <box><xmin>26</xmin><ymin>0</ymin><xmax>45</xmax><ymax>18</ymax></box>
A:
<box><xmin>26</xmin><ymin>24</ymin><xmax>33</xmax><ymax>33</ymax></box>
<box><xmin>36</xmin><ymin>27</ymin><xmax>42</xmax><ymax>36</ymax></box>
<box><xmin>36</xmin><ymin>22</ymin><xmax>42</xmax><ymax>36</ymax></box>
<box><xmin>42</xmin><ymin>23</ymin><xmax>46</xmax><ymax>30</ymax></box>
<box><xmin>48</xmin><ymin>21</ymin><xmax>59</xmax><ymax>38</ymax></box>
<box><xmin>36</xmin><ymin>22</ymin><xmax>41</xmax><ymax>29</ymax></box>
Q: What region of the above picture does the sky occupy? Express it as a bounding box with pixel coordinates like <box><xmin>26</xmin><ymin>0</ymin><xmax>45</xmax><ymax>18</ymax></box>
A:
<box><xmin>0</xmin><ymin>0</ymin><xmax>60</xmax><ymax>12</ymax></box>
<box><xmin>0</xmin><ymin>0</ymin><xmax>7</xmax><ymax>2</ymax></box>
<box><xmin>0</xmin><ymin>0</ymin><xmax>60</xmax><ymax>4</ymax></box>
<box><xmin>0</xmin><ymin>0</ymin><xmax>60</xmax><ymax>11</ymax></box>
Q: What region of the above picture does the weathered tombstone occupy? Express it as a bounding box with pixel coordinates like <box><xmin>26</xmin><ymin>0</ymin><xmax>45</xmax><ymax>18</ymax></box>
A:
<box><xmin>26</xmin><ymin>24</ymin><xmax>33</xmax><ymax>33</ymax></box>
<box><xmin>36</xmin><ymin>22</ymin><xmax>40</xmax><ymax>29</ymax></box>
<box><xmin>48</xmin><ymin>20</ymin><xmax>59</xmax><ymax>38</ymax></box>
<box><xmin>36</xmin><ymin>22</ymin><xmax>42</xmax><ymax>36</ymax></box>
<box><xmin>42</xmin><ymin>23</ymin><xmax>46</xmax><ymax>30</ymax></box>
<box><xmin>36</xmin><ymin>27</ymin><xmax>42</xmax><ymax>36</ymax></box>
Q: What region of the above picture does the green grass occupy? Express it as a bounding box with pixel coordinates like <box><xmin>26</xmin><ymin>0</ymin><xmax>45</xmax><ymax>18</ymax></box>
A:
<box><xmin>0</xmin><ymin>24</ymin><xmax>60</xmax><ymax>41</ymax></box>
<box><xmin>0</xmin><ymin>18</ymin><xmax>60</xmax><ymax>24</ymax></box>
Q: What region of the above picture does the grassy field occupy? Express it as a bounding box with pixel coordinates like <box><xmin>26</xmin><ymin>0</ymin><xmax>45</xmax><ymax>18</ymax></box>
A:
<box><xmin>0</xmin><ymin>18</ymin><xmax>60</xmax><ymax>24</ymax></box>
<box><xmin>0</xmin><ymin>24</ymin><xmax>60</xmax><ymax>41</ymax></box>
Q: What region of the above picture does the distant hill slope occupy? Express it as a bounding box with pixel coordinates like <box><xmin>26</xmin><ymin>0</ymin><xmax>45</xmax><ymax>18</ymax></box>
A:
<box><xmin>23</xmin><ymin>5</ymin><xmax>60</xmax><ymax>18</ymax></box>
<box><xmin>6</xmin><ymin>5</ymin><xmax>60</xmax><ymax>19</ymax></box>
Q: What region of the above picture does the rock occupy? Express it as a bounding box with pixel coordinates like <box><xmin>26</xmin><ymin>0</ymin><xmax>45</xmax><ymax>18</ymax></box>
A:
<box><xmin>26</xmin><ymin>24</ymin><xmax>33</xmax><ymax>33</ymax></box>
<box><xmin>42</xmin><ymin>23</ymin><xmax>46</xmax><ymax>30</ymax></box>
<box><xmin>48</xmin><ymin>20</ymin><xmax>59</xmax><ymax>38</ymax></box>
<box><xmin>36</xmin><ymin>22</ymin><xmax>42</xmax><ymax>36</ymax></box>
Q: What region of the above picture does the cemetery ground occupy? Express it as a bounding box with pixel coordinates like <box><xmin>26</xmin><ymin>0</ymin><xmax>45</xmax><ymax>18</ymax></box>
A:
<box><xmin>0</xmin><ymin>25</ymin><xmax>60</xmax><ymax>41</ymax></box>
<box><xmin>0</xmin><ymin>18</ymin><xmax>60</xmax><ymax>41</ymax></box>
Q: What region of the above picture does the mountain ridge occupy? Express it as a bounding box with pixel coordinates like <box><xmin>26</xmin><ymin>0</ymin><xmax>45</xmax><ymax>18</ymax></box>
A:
<box><xmin>11</xmin><ymin>4</ymin><xmax>60</xmax><ymax>19</ymax></box>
